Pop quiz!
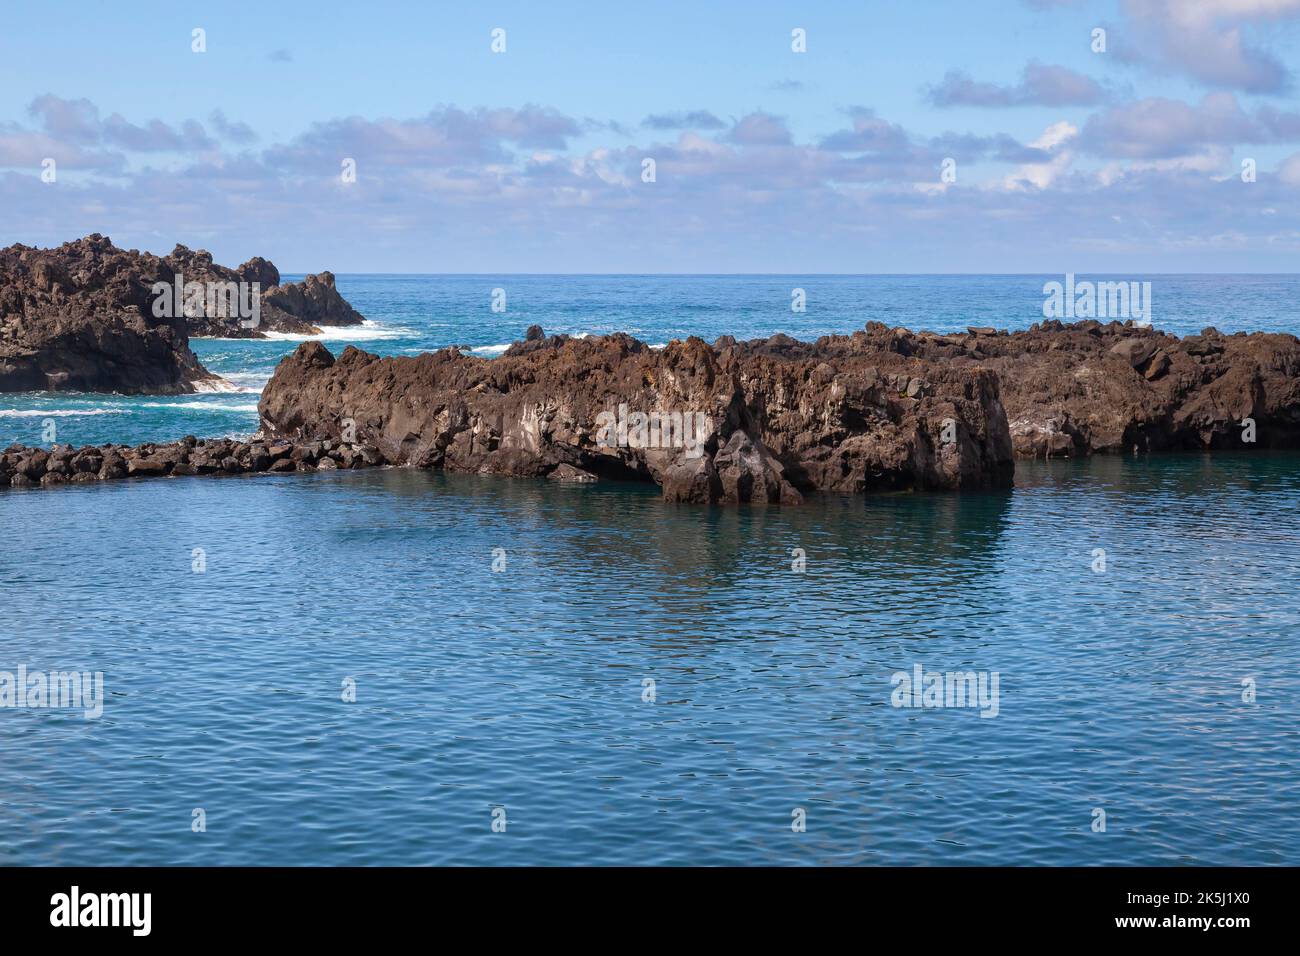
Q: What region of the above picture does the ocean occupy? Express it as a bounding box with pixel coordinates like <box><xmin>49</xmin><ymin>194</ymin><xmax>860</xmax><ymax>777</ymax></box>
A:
<box><xmin>4</xmin><ymin>273</ymin><xmax>1300</xmax><ymax>447</ymax></box>
<box><xmin>1</xmin><ymin>275</ymin><xmax>1298</xmax><ymax>865</ymax></box>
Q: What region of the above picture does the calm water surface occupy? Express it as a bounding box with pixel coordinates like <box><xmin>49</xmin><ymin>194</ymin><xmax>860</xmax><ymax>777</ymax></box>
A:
<box><xmin>2</xmin><ymin>453</ymin><xmax>1297</xmax><ymax>865</ymax></box>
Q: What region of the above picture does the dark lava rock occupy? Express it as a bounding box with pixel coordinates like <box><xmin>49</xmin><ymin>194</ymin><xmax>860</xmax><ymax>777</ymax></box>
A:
<box><xmin>0</xmin><ymin>234</ymin><xmax>367</xmax><ymax>394</ymax></box>
<box><xmin>127</xmin><ymin>457</ymin><xmax>168</xmax><ymax>476</ymax></box>
<box><xmin>258</xmin><ymin>329</ymin><xmax>1016</xmax><ymax>503</ymax></box>
<box><xmin>0</xmin><ymin>234</ymin><xmax>216</xmax><ymax>393</ymax></box>
<box><xmin>1109</xmin><ymin>337</ymin><xmax>1158</xmax><ymax>369</ymax></box>
<box><xmin>899</xmin><ymin>321</ymin><xmax>1300</xmax><ymax>456</ymax></box>
<box><xmin>9</xmin><ymin>321</ymin><xmax>1298</xmax><ymax>502</ymax></box>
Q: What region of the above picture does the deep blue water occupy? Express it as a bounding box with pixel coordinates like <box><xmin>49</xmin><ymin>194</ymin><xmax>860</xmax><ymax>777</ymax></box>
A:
<box><xmin>1</xmin><ymin>275</ymin><xmax>1299</xmax><ymax>866</ymax></box>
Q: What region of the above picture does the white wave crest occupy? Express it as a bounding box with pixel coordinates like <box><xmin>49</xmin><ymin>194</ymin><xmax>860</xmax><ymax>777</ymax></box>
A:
<box><xmin>261</xmin><ymin>319</ymin><xmax>409</xmax><ymax>342</ymax></box>
<box><xmin>0</xmin><ymin>408</ymin><xmax>127</xmax><ymax>418</ymax></box>
<box><xmin>140</xmin><ymin>402</ymin><xmax>261</xmax><ymax>413</ymax></box>
<box><xmin>191</xmin><ymin>376</ymin><xmax>243</xmax><ymax>393</ymax></box>
<box><xmin>212</xmin><ymin>372</ymin><xmax>268</xmax><ymax>393</ymax></box>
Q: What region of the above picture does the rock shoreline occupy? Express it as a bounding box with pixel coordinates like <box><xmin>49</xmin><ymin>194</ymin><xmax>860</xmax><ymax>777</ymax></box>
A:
<box><xmin>1</xmin><ymin>435</ymin><xmax>388</xmax><ymax>489</ymax></box>
<box><xmin>5</xmin><ymin>320</ymin><xmax>1298</xmax><ymax>502</ymax></box>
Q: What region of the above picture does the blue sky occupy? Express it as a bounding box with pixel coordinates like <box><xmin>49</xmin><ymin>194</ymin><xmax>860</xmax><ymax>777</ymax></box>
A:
<box><xmin>2</xmin><ymin>0</ymin><xmax>1300</xmax><ymax>272</ymax></box>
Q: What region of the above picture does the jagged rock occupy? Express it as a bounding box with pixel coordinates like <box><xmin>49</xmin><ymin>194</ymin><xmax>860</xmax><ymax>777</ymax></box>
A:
<box><xmin>0</xmin><ymin>235</ymin><xmax>367</xmax><ymax>393</ymax></box>
<box><xmin>1145</xmin><ymin>350</ymin><xmax>1171</xmax><ymax>381</ymax></box>
<box><xmin>7</xmin><ymin>319</ymin><xmax>1298</xmax><ymax>502</ymax></box>
<box><xmin>237</xmin><ymin>257</ymin><xmax>280</xmax><ymax>289</ymax></box>
<box><xmin>98</xmin><ymin>455</ymin><xmax>127</xmax><ymax>480</ymax></box>
<box><xmin>127</xmin><ymin>457</ymin><xmax>168</xmax><ymax>476</ymax></box>
<box><xmin>257</xmin><ymin>328</ymin><xmax>1014</xmax><ymax>503</ymax></box>
<box><xmin>709</xmin><ymin>430</ymin><xmax>798</xmax><ymax>504</ymax></box>
<box><xmin>893</xmin><ymin>320</ymin><xmax>1300</xmax><ymax>456</ymax></box>
<box><xmin>0</xmin><ymin>235</ymin><xmax>216</xmax><ymax>393</ymax></box>
<box><xmin>145</xmin><ymin>243</ymin><xmax>364</xmax><ymax>338</ymax></box>
<box><xmin>257</xmin><ymin>272</ymin><xmax>364</xmax><ymax>336</ymax></box>
<box><xmin>1109</xmin><ymin>337</ymin><xmax>1158</xmax><ymax>369</ymax></box>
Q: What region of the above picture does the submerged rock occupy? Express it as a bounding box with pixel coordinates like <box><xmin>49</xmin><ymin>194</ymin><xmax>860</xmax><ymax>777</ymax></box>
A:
<box><xmin>548</xmin><ymin>463</ymin><xmax>598</xmax><ymax>482</ymax></box>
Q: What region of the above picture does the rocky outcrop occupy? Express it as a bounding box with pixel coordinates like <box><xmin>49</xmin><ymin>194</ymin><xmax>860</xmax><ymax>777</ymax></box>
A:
<box><xmin>879</xmin><ymin>320</ymin><xmax>1300</xmax><ymax>456</ymax></box>
<box><xmin>125</xmin><ymin>240</ymin><xmax>365</xmax><ymax>338</ymax></box>
<box><xmin>256</xmin><ymin>328</ymin><xmax>1015</xmax><ymax>503</ymax></box>
<box><xmin>251</xmin><ymin>320</ymin><xmax>1300</xmax><ymax>502</ymax></box>
<box><xmin>0</xmin><ymin>235</ymin><xmax>217</xmax><ymax>393</ymax></box>
<box><xmin>9</xmin><ymin>318</ymin><xmax>1295</xmax><ymax>500</ymax></box>
<box><xmin>259</xmin><ymin>271</ymin><xmax>365</xmax><ymax>334</ymax></box>
<box><xmin>0</xmin><ymin>235</ymin><xmax>367</xmax><ymax>393</ymax></box>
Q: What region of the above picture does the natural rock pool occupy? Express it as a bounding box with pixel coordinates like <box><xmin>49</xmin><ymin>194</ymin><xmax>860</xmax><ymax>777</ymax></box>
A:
<box><xmin>2</xmin><ymin>452</ymin><xmax>1296</xmax><ymax>865</ymax></box>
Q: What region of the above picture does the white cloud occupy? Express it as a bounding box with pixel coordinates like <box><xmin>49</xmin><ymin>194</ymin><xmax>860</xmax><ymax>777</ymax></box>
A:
<box><xmin>1001</xmin><ymin>121</ymin><xmax>1077</xmax><ymax>190</ymax></box>
<box><xmin>1118</xmin><ymin>0</ymin><xmax>1300</xmax><ymax>92</ymax></box>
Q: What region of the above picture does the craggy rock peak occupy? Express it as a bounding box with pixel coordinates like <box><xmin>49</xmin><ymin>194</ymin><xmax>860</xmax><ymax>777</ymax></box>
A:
<box><xmin>258</xmin><ymin>329</ymin><xmax>1015</xmax><ymax>503</ymax></box>
<box><xmin>887</xmin><ymin>320</ymin><xmax>1300</xmax><ymax>456</ymax></box>
<box><xmin>0</xmin><ymin>234</ymin><xmax>366</xmax><ymax>392</ymax></box>
<box><xmin>0</xmin><ymin>235</ymin><xmax>215</xmax><ymax>393</ymax></box>
<box><xmin>165</xmin><ymin>243</ymin><xmax>365</xmax><ymax>337</ymax></box>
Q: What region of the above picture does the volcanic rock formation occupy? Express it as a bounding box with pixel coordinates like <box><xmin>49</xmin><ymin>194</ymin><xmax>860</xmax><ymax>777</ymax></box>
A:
<box><xmin>0</xmin><ymin>234</ymin><xmax>365</xmax><ymax>393</ymax></box>
<box><xmin>257</xmin><ymin>328</ymin><xmax>1015</xmax><ymax>503</ymax></box>
<box><xmin>885</xmin><ymin>320</ymin><xmax>1300</xmax><ymax>456</ymax></box>
<box><xmin>7</xmin><ymin>316</ymin><xmax>1296</xmax><ymax>500</ymax></box>
<box><xmin>166</xmin><ymin>243</ymin><xmax>365</xmax><ymax>337</ymax></box>
<box><xmin>0</xmin><ymin>235</ymin><xmax>216</xmax><ymax>393</ymax></box>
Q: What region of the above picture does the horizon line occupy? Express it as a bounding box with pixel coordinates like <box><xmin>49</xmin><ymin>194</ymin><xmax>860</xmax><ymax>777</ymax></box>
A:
<box><xmin>276</xmin><ymin>271</ymin><xmax>1300</xmax><ymax>278</ymax></box>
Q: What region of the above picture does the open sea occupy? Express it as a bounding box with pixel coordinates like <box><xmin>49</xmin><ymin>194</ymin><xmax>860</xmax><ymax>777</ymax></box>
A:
<box><xmin>1</xmin><ymin>274</ymin><xmax>1298</xmax><ymax>865</ymax></box>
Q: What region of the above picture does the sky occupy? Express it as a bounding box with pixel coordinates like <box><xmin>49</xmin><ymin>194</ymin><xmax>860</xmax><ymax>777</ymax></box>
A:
<box><xmin>2</xmin><ymin>0</ymin><xmax>1299</xmax><ymax>272</ymax></box>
